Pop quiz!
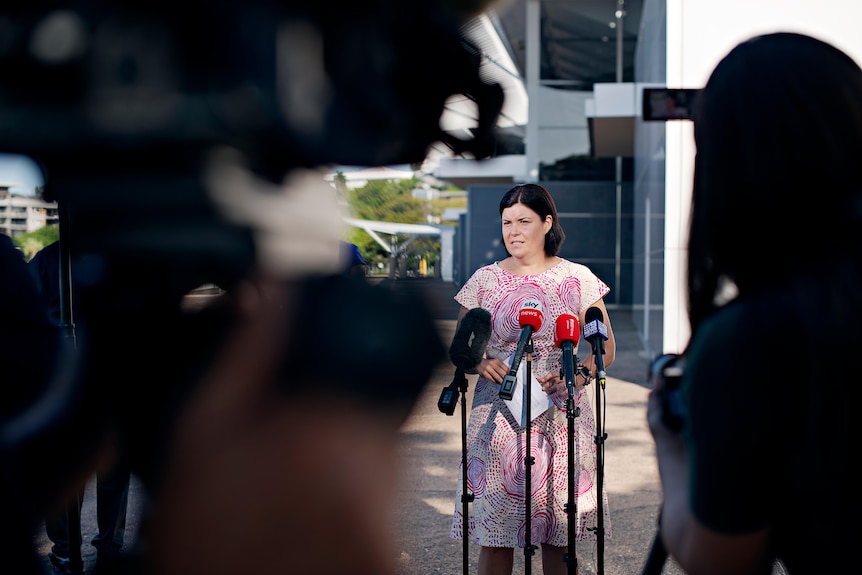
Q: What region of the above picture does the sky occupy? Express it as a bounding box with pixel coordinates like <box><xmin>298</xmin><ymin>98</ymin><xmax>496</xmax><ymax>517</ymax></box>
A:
<box><xmin>0</xmin><ymin>152</ymin><xmax>45</xmax><ymax>196</ymax></box>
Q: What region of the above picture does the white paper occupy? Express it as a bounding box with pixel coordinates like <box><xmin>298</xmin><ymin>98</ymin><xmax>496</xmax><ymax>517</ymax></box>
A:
<box><xmin>500</xmin><ymin>352</ymin><xmax>552</xmax><ymax>428</ymax></box>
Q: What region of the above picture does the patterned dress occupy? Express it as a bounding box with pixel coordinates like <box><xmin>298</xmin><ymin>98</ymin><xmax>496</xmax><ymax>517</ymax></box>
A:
<box><xmin>450</xmin><ymin>258</ymin><xmax>612</xmax><ymax>548</ymax></box>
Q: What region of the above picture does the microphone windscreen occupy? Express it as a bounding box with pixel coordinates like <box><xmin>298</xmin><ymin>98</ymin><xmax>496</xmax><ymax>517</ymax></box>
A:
<box><xmin>585</xmin><ymin>306</ymin><xmax>604</xmax><ymax>324</ymax></box>
<box><xmin>449</xmin><ymin>307</ymin><xmax>492</xmax><ymax>369</ymax></box>
<box><xmin>583</xmin><ymin>306</ymin><xmax>609</xmax><ymax>340</ymax></box>
<box><xmin>517</xmin><ymin>298</ymin><xmax>544</xmax><ymax>331</ymax></box>
<box><xmin>466</xmin><ymin>308</ymin><xmax>492</xmax><ymax>367</ymax></box>
<box><xmin>554</xmin><ymin>314</ymin><xmax>579</xmax><ymax>348</ymax></box>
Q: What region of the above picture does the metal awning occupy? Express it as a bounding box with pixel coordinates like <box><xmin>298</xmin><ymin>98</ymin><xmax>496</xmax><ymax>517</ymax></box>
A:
<box><xmin>343</xmin><ymin>217</ymin><xmax>441</xmax><ymax>254</ymax></box>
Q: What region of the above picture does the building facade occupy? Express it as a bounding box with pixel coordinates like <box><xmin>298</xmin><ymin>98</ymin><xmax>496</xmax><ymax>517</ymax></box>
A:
<box><xmin>442</xmin><ymin>0</ymin><xmax>862</xmax><ymax>358</ymax></box>
<box><xmin>0</xmin><ymin>185</ymin><xmax>57</xmax><ymax>237</ymax></box>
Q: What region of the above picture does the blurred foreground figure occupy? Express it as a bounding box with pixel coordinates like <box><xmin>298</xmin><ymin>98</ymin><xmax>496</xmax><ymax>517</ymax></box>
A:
<box><xmin>0</xmin><ymin>1</ymin><xmax>505</xmax><ymax>573</ymax></box>
<box><xmin>646</xmin><ymin>32</ymin><xmax>862</xmax><ymax>574</ymax></box>
<box><xmin>0</xmin><ymin>234</ymin><xmax>65</xmax><ymax>574</ymax></box>
<box><xmin>29</xmin><ymin>241</ymin><xmax>133</xmax><ymax>575</ymax></box>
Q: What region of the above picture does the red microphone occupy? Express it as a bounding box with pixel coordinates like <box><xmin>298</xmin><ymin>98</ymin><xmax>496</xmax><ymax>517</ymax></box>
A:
<box><xmin>500</xmin><ymin>299</ymin><xmax>544</xmax><ymax>400</ymax></box>
<box><xmin>555</xmin><ymin>314</ymin><xmax>580</xmax><ymax>390</ymax></box>
<box><xmin>518</xmin><ymin>304</ymin><xmax>544</xmax><ymax>332</ymax></box>
<box><xmin>554</xmin><ymin>313</ymin><xmax>580</xmax><ymax>348</ymax></box>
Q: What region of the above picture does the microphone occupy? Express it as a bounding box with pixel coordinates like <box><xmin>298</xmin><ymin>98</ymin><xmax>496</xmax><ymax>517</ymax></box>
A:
<box><xmin>499</xmin><ymin>299</ymin><xmax>544</xmax><ymax>401</ymax></box>
<box><xmin>438</xmin><ymin>307</ymin><xmax>492</xmax><ymax>415</ymax></box>
<box><xmin>583</xmin><ymin>306</ymin><xmax>608</xmax><ymax>387</ymax></box>
<box><xmin>448</xmin><ymin>307</ymin><xmax>492</xmax><ymax>371</ymax></box>
<box><xmin>582</xmin><ymin>306</ymin><xmax>609</xmax><ymax>352</ymax></box>
<box><xmin>554</xmin><ymin>314</ymin><xmax>580</xmax><ymax>394</ymax></box>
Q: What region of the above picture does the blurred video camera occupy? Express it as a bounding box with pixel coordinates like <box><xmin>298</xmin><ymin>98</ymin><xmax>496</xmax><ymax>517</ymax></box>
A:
<box><xmin>0</xmin><ymin>0</ymin><xmax>506</xmax><ymax>306</ymax></box>
<box><xmin>648</xmin><ymin>353</ymin><xmax>686</xmax><ymax>432</ymax></box>
<box><xmin>0</xmin><ymin>0</ymin><xmax>492</xmax><ymax>506</ymax></box>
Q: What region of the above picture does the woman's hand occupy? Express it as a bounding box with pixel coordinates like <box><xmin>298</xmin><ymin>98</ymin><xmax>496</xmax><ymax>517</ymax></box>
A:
<box><xmin>537</xmin><ymin>372</ymin><xmax>569</xmax><ymax>398</ymax></box>
<box><xmin>477</xmin><ymin>357</ymin><xmax>509</xmax><ymax>384</ymax></box>
<box><xmin>479</xmin><ymin>360</ymin><xmax>586</xmax><ymax>397</ymax></box>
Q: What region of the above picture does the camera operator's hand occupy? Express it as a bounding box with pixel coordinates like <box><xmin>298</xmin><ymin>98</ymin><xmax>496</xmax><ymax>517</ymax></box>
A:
<box><xmin>647</xmin><ymin>387</ymin><xmax>686</xmax><ymax>446</ymax></box>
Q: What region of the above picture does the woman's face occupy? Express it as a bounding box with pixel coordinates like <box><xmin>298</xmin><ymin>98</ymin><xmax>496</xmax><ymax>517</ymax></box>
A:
<box><xmin>501</xmin><ymin>202</ymin><xmax>551</xmax><ymax>259</ymax></box>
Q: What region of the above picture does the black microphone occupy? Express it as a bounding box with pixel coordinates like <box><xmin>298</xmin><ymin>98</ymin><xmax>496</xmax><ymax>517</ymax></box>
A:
<box><xmin>583</xmin><ymin>306</ymin><xmax>608</xmax><ymax>388</ymax></box>
<box><xmin>448</xmin><ymin>307</ymin><xmax>492</xmax><ymax>371</ymax></box>
<box><xmin>583</xmin><ymin>307</ymin><xmax>608</xmax><ymax>353</ymax></box>
<box><xmin>438</xmin><ymin>307</ymin><xmax>492</xmax><ymax>415</ymax></box>
<box><xmin>499</xmin><ymin>299</ymin><xmax>544</xmax><ymax>401</ymax></box>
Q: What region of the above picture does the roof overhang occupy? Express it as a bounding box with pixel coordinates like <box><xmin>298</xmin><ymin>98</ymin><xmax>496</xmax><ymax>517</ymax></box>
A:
<box><xmin>432</xmin><ymin>154</ymin><xmax>526</xmax><ymax>188</ymax></box>
<box><xmin>344</xmin><ymin>217</ymin><xmax>443</xmax><ymax>255</ymax></box>
<box><xmin>343</xmin><ymin>218</ymin><xmax>441</xmax><ymax>237</ymax></box>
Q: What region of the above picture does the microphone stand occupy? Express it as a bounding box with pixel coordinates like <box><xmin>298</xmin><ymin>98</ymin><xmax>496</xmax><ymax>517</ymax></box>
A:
<box><xmin>589</xmin><ymin>336</ymin><xmax>607</xmax><ymax>575</ymax></box>
<box><xmin>522</xmin><ymin>338</ymin><xmax>537</xmax><ymax>574</ymax></box>
<box><xmin>455</xmin><ymin>367</ymin><xmax>473</xmax><ymax>575</ymax></box>
<box><xmin>58</xmin><ymin>203</ymin><xmax>84</xmax><ymax>575</ymax></box>
<box><xmin>561</xmin><ymin>352</ymin><xmax>581</xmax><ymax>575</ymax></box>
<box><xmin>437</xmin><ymin>366</ymin><xmax>473</xmax><ymax>575</ymax></box>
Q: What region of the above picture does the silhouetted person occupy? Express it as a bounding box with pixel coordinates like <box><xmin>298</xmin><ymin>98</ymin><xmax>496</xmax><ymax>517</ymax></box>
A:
<box><xmin>30</xmin><ymin>241</ymin><xmax>133</xmax><ymax>574</ymax></box>
<box><xmin>647</xmin><ymin>32</ymin><xmax>862</xmax><ymax>574</ymax></box>
<box><xmin>0</xmin><ymin>233</ymin><xmax>63</xmax><ymax>574</ymax></box>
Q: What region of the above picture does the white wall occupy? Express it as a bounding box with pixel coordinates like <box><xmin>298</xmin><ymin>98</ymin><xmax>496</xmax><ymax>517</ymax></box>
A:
<box><xmin>658</xmin><ymin>0</ymin><xmax>862</xmax><ymax>353</ymax></box>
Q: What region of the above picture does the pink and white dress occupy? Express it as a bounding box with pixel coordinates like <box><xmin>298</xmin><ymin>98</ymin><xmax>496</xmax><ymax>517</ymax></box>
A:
<box><xmin>450</xmin><ymin>258</ymin><xmax>612</xmax><ymax>548</ymax></box>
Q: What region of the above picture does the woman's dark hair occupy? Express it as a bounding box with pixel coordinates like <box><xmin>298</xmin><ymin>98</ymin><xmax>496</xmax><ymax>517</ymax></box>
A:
<box><xmin>688</xmin><ymin>32</ymin><xmax>862</xmax><ymax>332</ymax></box>
<box><xmin>499</xmin><ymin>183</ymin><xmax>565</xmax><ymax>256</ymax></box>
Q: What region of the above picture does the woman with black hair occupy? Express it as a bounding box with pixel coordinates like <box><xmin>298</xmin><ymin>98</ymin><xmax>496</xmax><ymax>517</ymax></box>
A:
<box><xmin>450</xmin><ymin>183</ymin><xmax>616</xmax><ymax>575</ymax></box>
<box><xmin>647</xmin><ymin>32</ymin><xmax>862</xmax><ymax>574</ymax></box>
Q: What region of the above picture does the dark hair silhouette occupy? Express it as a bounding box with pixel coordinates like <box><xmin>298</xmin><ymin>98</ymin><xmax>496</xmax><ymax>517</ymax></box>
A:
<box><xmin>499</xmin><ymin>183</ymin><xmax>566</xmax><ymax>256</ymax></box>
<box><xmin>688</xmin><ymin>32</ymin><xmax>862</xmax><ymax>332</ymax></box>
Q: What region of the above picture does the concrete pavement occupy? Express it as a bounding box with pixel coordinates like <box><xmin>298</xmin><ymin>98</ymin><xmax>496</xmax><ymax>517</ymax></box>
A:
<box><xmin>32</xmin><ymin>278</ymin><xmax>687</xmax><ymax>575</ymax></box>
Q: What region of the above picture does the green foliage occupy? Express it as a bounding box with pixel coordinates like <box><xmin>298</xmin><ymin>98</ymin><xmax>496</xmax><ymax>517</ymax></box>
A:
<box><xmin>13</xmin><ymin>224</ymin><xmax>59</xmax><ymax>260</ymax></box>
<box><xmin>332</xmin><ymin>171</ymin><xmax>349</xmax><ymax>202</ymax></box>
<box><xmin>348</xmin><ymin>177</ymin><xmax>426</xmax><ymax>223</ymax></box>
<box><xmin>344</xmin><ymin>177</ymin><xmax>440</xmax><ymax>274</ymax></box>
<box><xmin>429</xmin><ymin>195</ymin><xmax>466</xmax><ymax>220</ymax></box>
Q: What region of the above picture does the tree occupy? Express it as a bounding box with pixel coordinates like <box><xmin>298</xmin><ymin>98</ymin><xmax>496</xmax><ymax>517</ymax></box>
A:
<box><xmin>13</xmin><ymin>224</ymin><xmax>59</xmax><ymax>260</ymax></box>
<box><xmin>345</xmin><ymin>177</ymin><xmax>438</xmax><ymax>275</ymax></box>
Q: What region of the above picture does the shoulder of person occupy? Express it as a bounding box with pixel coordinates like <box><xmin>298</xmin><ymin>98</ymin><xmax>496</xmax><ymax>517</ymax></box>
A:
<box><xmin>557</xmin><ymin>258</ymin><xmax>592</xmax><ymax>274</ymax></box>
<box><xmin>696</xmin><ymin>291</ymin><xmax>794</xmax><ymax>360</ymax></box>
<box><xmin>470</xmin><ymin>262</ymin><xmax>500</xmax><ymax>276</ymax></box>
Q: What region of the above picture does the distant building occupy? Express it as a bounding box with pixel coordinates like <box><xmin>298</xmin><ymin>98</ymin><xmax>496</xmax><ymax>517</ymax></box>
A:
<box><xmin>0</xmin><ymin>184</ymin><xmax>58</xmax><ymax>237</ymax></box>
<box><xmin>326</xmin><ymin>165</ymin><xmax>417</xmax><ymax>190</ymax></box>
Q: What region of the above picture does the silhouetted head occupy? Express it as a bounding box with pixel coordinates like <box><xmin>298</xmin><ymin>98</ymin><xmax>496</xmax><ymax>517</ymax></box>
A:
<box><xmin>688</xmin><ymin>32</ymin><xmax>862</xmax><ymax>328</ymax></box>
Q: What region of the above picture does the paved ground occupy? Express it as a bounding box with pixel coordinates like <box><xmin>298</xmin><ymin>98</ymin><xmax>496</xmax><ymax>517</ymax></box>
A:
<box><xmin>32</xmin><ymin>278</ymin><xmax>687</xmax><ymax>575</ymax></box>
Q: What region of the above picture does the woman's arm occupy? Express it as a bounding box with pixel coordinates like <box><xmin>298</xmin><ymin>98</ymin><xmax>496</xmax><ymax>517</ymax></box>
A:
<box><xmin>647</xmin><ymin>386</ymin><xmax>772</xmax><ymax>575</ymax></box>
